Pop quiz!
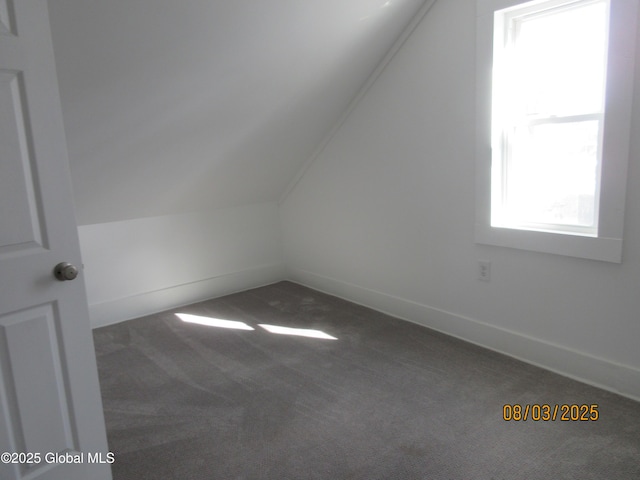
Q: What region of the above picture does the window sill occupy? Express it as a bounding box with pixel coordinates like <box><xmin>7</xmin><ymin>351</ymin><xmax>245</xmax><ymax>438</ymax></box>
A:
<box><xmin>475</xmin><ymin>223</ymin><xmax>623</xmax><ymax>263</ymax></box>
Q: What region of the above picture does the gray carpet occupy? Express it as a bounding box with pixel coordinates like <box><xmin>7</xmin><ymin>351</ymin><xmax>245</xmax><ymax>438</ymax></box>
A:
<box><xmin>93</xmin><ymin>281</ymin><xmax>640</xmax><ymax>479</ymax></box>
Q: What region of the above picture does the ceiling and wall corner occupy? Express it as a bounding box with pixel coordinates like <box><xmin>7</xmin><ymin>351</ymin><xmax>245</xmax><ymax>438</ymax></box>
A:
<box><xmin>48</xmin><ymin>0</ymin><xmax>430</xmax><ymax>226</ymax></box>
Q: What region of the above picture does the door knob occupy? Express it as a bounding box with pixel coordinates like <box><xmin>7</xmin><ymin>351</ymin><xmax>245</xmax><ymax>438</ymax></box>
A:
<box><xmin>54</xmin><ymin>262</ymin><xmax>78</xmax><ymax>281</ymax></box>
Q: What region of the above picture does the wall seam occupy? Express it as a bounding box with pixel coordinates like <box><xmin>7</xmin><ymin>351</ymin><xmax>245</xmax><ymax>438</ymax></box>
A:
<box><xmin>278</xmin><ymin>0</ymin><xmax>439</xmax><ymax>205</ymax></box>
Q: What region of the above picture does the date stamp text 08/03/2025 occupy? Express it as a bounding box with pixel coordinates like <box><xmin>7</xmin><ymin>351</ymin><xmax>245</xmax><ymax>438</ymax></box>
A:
<box><xmin>503</xmin><ymin>404</ymin><xmax>599</xmax><ymax>422</ymax></box>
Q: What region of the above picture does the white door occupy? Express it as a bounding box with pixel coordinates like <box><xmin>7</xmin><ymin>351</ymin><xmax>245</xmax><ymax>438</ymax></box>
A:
<box><xmin>0</xmin><ymin>1</ymin><xmax>112</xmax><ymax>479</ymax></box>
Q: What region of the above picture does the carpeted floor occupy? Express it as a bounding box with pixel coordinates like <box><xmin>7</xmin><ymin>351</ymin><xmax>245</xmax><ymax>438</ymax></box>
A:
<box><xmin>93</xmin><ymin>281</ymin><xmax>640</xmax><ymax>479</ymax></box>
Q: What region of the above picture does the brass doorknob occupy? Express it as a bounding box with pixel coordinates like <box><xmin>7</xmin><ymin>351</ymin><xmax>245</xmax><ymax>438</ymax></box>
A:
<box><xmin>54</xmin><ymin>262</ymin><xmax>78</xmax><ymax>281</ymax></box>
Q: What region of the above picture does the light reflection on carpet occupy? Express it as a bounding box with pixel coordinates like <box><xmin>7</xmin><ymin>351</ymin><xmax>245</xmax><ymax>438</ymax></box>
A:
<box><xmin>176</xmin><ymin>313</ymin><xmax>338</xmax><ymax>340</ymax></box>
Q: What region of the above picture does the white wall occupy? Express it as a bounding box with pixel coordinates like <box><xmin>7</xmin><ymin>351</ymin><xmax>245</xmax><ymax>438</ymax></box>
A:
<box><xmin>80</xmin><ymin>203</ymin><xmax>284</xmax><ymax>327</ymax></box>
<box><xmin>280</xmin><ymin>0</ymin><xmax>640</xmax><ymax>400</ymax></box>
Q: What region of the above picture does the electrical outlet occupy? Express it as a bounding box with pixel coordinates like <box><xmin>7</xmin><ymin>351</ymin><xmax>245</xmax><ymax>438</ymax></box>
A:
<box><xmin>478</xmin><ymin>260</ymin><xmax>491</xmax><ymax>282</ymax></box>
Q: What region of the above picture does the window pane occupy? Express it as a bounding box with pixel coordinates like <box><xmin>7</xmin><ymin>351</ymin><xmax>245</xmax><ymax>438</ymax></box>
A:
<box><xmin>513</xmin><ymin>2</ymin><xmax>608</xmax><ymax>117</ymax></box>
<box><xmin>505</xmin><ymin>120</ymin><xmax>599</xmax><ymax>227</ymax></box>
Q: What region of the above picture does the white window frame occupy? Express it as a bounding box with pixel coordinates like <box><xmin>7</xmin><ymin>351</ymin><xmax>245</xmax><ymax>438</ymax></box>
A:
<box><xmin>476</xmin><ymin>0</ymin><xmax>638</xmax><ymax>262</ymax></box>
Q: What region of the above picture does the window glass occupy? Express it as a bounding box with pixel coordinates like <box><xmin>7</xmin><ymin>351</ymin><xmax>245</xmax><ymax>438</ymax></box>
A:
<box><xmin>492</xmin><ymin>0</ymin><xmax>608</xmax><ymax>234</ymax></box>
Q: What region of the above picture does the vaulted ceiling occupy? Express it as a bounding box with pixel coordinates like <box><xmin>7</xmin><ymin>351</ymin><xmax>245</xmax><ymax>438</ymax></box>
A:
<box><xmin>49</xmin><ymin>0</ymin><xmax>429</xmax><ymax>225</ymax></box>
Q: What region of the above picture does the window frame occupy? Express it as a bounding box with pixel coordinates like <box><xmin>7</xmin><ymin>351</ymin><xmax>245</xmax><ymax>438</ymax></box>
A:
<box><xmin>475</xmin><ymin>0</ymin><xmax>638</xmax><ymax>263</ymax></box>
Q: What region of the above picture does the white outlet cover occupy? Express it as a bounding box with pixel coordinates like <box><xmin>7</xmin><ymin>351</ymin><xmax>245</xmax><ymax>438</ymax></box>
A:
<box><xmin>478</xmin><ymin>260</ymin><xmax>491</xmax><ymax>282</ymax></box>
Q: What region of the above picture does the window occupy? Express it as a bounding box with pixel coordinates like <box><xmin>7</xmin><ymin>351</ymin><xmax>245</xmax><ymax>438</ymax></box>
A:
<box><xmin>493</xmin><ymin>0</ymin><xmax>607</xmax><ymax>235</ymax></box>
<box><xmin>476</xmin><ymin>0</ymin><xmax>638</xmax><ymax>262</ymax></box>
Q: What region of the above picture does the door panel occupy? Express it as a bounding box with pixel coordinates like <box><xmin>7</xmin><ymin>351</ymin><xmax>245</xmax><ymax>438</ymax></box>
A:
<box><xmin>0</xmin><ymin>70</ymin><xmax>46</xmax><ymax>253</ymax></box>
<box><xmin>0</xmin><ymin>0</ymin><xmax>15</xmax><ymax>35</ymax></box>
<box><xmin>0</xmin><ymin>305</ymin><xmax>72</xmax><ymax>455</ymax></box>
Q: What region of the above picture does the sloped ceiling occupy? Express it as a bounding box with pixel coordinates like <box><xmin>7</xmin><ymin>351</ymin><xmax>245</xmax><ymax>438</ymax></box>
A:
<box><xmin>49</xmin><ymin>0</ymin><xmax>428</xmax><ymax>225</ymax></box>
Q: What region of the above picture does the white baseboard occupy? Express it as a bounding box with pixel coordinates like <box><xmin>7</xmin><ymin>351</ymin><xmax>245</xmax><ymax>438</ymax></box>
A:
<box><xmin>89</xmin><ymin>264</ymin><xmax>286</xmax><ymax>329</ymax></box>
<box><xmin>287</xmin><ymin>267</ymin><xmax>640</xmax><ymax>403</ymax></box>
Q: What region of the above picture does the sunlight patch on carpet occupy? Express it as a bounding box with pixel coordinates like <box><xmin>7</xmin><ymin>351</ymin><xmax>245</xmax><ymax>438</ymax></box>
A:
<box><xmin>258</xmin><ymin>324</ymin><xmax>337</xmax><ymax>340</ymax></box>
<box><xmin>176</xmin><ymin>313</ymin><xmax>254</xmax><ymax>330</ymax></box>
